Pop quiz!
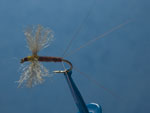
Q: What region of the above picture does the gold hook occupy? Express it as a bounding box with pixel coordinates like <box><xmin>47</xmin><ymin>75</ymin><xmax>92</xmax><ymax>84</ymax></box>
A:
<box><xmin>53</xmin><ymin>59</ymin><xmax>73</xmax><ymax>73</ymax></box>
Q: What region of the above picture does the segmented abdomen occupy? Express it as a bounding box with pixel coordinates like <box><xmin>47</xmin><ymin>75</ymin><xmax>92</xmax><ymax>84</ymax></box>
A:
<box><xmin>38</xmin><ymin>56</ymin><xmax>62</xmax><ymax>62</ymax></box>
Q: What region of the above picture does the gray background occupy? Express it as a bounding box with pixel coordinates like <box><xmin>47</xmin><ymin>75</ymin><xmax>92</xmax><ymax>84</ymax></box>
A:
<box><xmin>0</xmin><ymin>0</ymin><xmax>149</xmax><ymax>113</ymax></box>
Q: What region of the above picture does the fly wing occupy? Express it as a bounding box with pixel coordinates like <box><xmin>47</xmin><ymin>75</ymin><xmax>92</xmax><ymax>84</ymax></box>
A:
<box><xmin>18</xmin><ymin>60</ymin><xmax>50</xmax><ymax>88</ymax></box>
<box><xmin>24</xmin><ymin>25</ymin><xmax>54</xmax><ymax>55</ymax></box>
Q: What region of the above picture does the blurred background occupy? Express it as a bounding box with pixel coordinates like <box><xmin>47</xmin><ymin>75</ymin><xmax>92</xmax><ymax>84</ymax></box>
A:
<box><xmin>0</xmin><ymin>0</ymin><xmax>149</xmax><ymax>113</ymax></box>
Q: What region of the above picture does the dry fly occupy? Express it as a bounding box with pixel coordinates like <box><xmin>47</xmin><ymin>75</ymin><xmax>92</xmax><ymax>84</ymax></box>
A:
<box><xmin>18</xmin><ymin>20</ymin><xmax>129</xmax><ymax>90</ymax></box>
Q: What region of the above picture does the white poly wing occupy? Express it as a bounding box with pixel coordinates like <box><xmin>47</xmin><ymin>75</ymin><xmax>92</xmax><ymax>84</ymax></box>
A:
<box><xmin>18</xmin><ymin>60</ymin><xmax>50</xmax><ymax>87</ymax></box>
<box><xmin>24</xmin><ymin>25</ymin><xmax>54</xmax><ymax>55</ymax></box>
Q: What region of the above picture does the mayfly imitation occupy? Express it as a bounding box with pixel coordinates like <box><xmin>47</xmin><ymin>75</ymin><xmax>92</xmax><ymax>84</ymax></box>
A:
<box><xmin>18</xmin><ymin>25</ymin><xmax>72</xmax><ymax>88</ymax></box>
<box><xmin>18</xmin><ymin>19</ymin><xmax>130</xmax><ymax>88</ymax></box>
